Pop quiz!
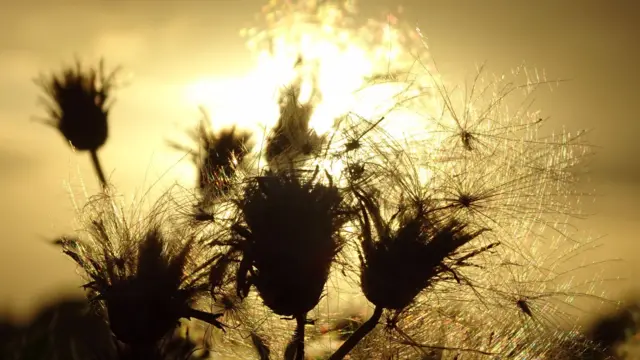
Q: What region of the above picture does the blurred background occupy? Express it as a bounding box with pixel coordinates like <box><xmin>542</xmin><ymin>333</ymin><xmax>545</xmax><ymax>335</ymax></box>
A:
<box><xmin>0</xmin><ymin>0</ymin><xmax>638</xmax><ymax>327</ymax></box>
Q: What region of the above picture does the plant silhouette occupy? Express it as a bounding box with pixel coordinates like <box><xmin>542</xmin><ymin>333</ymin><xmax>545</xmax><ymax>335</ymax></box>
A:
<box><xmin>19</xmin><ymin>1</ymin><xmax>618</xmax><ymax>359</ymax></box>
<box><xmin>35</xmin><ymin>59</ymin><xmax>119</xmax><ymax>189</ymax></box>
<box><xmin>54</xmin><ymin>192</ymin><xmax>225</xmax><ymax>358</ymax></box>
<box><xmin>0</xmin><ymin>296</ymin><xmax>215</xmax><ymax>360</ymax></box>
<box><xmin>168</xmin><ymin>107</ymin><xmax>253</xmax><ymax>200</ymax></box>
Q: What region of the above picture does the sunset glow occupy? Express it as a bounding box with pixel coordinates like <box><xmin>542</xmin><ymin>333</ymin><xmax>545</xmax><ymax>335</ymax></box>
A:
<box><xmin>4</xmin><ymin>0</ymin><xmax>618</xmax><ymax>358</ymax></box>
<box><xmin>182</xmin><ymin>0</ymin><xmax>439</xmax><ymax>180</ymax></box>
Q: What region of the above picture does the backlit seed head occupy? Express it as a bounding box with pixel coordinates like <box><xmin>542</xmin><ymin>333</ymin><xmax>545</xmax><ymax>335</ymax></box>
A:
<box><xmin>56</xmin><ymin>193</ymin><xmax>215</xmax><ymax>346</ymax></box>
<box><xmin>265</xmin><ymin>78</ymin><xmax>324</xmax><ymax>167</ymax></box>
<box><xmin>36</xmin><ymin>59</ymin><xmax>118</xmax><ymax>151</ymax></box>
<box><xmin>230</xmin><ymin>169</ymin><xmax>349</xmax><ymax>316</ymax></box>
<box><xmin>169</xmin><ymin>108</ymin><xmax>252</xmax><ymax>199</ymax></box>
<box><xmin>354</xmin><ymin>189</ymin><xmax>484</xmax><ymax>310</ymax></box>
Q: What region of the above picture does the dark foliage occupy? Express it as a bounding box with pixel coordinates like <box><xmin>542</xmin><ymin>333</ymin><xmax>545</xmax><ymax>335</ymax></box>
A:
<box><xmin>0</xmin><ymin>297</ymin><xmax>114</xmax><ymax>360</ymax></box>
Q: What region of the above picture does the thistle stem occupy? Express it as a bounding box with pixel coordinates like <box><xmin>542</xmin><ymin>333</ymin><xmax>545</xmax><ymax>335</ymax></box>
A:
<box><xmin>89</xmin><ymin>149</ymin><xmax>107</xmax><ymax>189</ymax></box>
<box><xmin>182</xmin><ymin>307</ymin><xmax>225</xmax><ymax>331</ymax></box>
<box><xmin>329</xmin><ymin>306</ymin><xmax>383</xmax><ymax>360</ymax></box>
<box><xmin>294</xmin><ymin>313</ymin><xmax>307</xmax><ymax>360</ymax></box>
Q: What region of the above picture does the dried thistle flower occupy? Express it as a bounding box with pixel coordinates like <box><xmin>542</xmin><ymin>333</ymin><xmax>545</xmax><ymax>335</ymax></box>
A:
<box><xmin>212</xmin><ymin>167</ymin><xmax>349</xmax><ymax>360</ymax></box>
<box><xmin>35</xmin><ymin>58</ymin><xmax>119</xmax><ymax>188</ymax></box>
<box><xmin>353</xmin><ymin>187</ymin><xmax>485</xmax><ymax>311</ymax></box>
<box><xmin>227</xmin><ymin>168</ymin><xmax>348</xmax><ymax>316</ymax></box>
<box><xmin>169</xmin><ymin>107</ymin><xmax>252</xmax><ymax>197</ymax></box>
<box><xmin>328</xmin><ymin>186</ymin><xmax>486</xmax><ymax>360</ymax></box>
<box><xmin>35</xmin><ymin>59</ymin><xmax>116</xmax><ymax>152</ymax></box>
<box><xmin>265</xmin><ymin>67</ymin><xmax>324</xmax><ymax>167</ymax></box>
<box><xmin>56</xmin><ymin>192</ymin><xmax>225</xmax><ymax>348</ymax></box>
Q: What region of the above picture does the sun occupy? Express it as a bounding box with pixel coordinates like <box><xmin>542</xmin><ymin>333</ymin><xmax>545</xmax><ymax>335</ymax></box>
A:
<box><xmin>182</xmin><ymin>76</ymin><xmax>280</xmax><ymax>136</ymax></box>
<box><xmin>183</xmin><ymin>78</ymin><xmax>218</xmax><ymax>109</ymax></box>
<box><xmin>180</xmin><ymin>0</ymin><xmax>441</xmax><ymax>184</ymax></box>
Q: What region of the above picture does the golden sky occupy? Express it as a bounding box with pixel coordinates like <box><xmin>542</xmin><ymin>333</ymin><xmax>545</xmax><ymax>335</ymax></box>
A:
<box><xmin>0</xmin><ymin>0</ymin><xmax>638</xmax><ymax>320</ymax></box>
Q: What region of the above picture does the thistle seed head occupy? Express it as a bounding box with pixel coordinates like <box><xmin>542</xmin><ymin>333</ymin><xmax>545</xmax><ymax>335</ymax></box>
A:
<box><xmin>36</xmin><ymin>59</ymin><xmax>118</xmax><ymax>151</ymax></box>
<box><xmin>169</xmin><ymin>109</ymin><xmax>252</xmax><ymax>198</ymax></box>
<box><xmin>355</xmin><ymin>190</ymin><xmax>484</xmax><ymax>310</ymax></box>
<box><xmin>199</xmin><ymin>127</ymin><xmax>252</xmax><ymax>190</ymax></box>
<box><xmin>57</xmin><ymin>194</ymin><xmax>213</xmax><ymax>346</ymax></box>
<box><xmin>265</xmin><ymin>79</ymin><xmax>324</xmax><ymax>167</ymax></box>
<box><xmin>231</xmin><ymin>169</ymin><xmax>349</xmax><ymax>316</ymax></box>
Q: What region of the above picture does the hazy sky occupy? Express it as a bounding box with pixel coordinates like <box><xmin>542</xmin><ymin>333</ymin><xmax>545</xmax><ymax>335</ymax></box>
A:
<box><xmin>0</xmin><ymin>0</ymin><xmax>638</xmax><ymax>320</ymax></box>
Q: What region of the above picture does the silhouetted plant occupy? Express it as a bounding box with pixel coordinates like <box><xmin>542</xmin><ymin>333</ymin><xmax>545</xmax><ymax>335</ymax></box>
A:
<box><xmin>578</xmin><ymin>301</ymin><xmax>640</xmax><ymax>359</ymax></box>
<box><xmin>210</xmin><ymin>167</ymin><xmax>351</xmax><ymax>359</ymax></box>
<box><xmin>326</xmin><ymin>176</ymin><xmax>487</xmax><ymax>359</ymax></box>
<box><xmin>0</xmin><ymin>297</ymin><xmax>219</xmax><ymax>360</ymax></box>
<box><xmin>0</xmin><ymin>297</ymin><xmax>116</xmax><ymax>360</ymax></box>
<box><xmin>265</xmin><ymin>68</ymin><xmax>325</xmax><ymax>168</ymax></box>
<box><xmin>54</xmin><ymin>192</ymin><xmax>225</xmax><ymax>357</ymax></box>
<box><xmin>35</xmin><ymin>58</ymin><xmax>119</xmax><ymax>189</ymax></box>
<box><xmin>23</xmin><ymin>0</ymin><xmax>616</xmax><ymax>359</ymax></box>
<box><xmin>169</xmin><ymin>107</ymin><xmax>253</xmax><ymax>200</ymax></box>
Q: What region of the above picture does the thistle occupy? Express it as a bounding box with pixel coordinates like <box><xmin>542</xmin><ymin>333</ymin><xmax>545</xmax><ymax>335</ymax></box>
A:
<box><xmin>35</xmin><ymin>59</ymin><xmax>119</xmax><ymax>188</ymax></box>
<box><xmin>218</xmin><ymin>167</ymin><xmax>349</xmax><ymax>359</ymax></box>
<box><xmin>265</xmin><ymin>65</ymin><xmax>324</xmax><ymax>168</ymax></box>
<box><xmin>329</xmin><ymin>186</ymin><xmax>486</xmax><ymax>360</ymax></box>
<box><xmin>55</xmin><ymin>193</ymin><xmax>225</xmax><ymax>354</ymax></box>
<box><xmin>169</xmin><ymin>108</ymin><xmax>252</xmax><ymax>199</ymax></box>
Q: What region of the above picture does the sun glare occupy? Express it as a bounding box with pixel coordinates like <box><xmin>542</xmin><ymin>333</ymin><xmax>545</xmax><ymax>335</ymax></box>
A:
<box><xmin>182</xmin><ymin>76</ymin><xmax>280</xmax><ymax>135</ymax></box>
<box><xmin>181</xmin><ymin>0</ymin><xmax>438</xmax><ymax>178</ymax></box>
<box><xmin>180</xmin><ymin>0</ymin><xmax>589</xmax><ymax>253</ymax></box>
